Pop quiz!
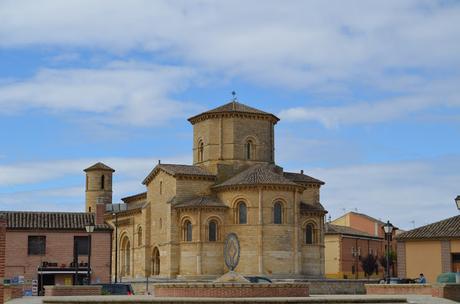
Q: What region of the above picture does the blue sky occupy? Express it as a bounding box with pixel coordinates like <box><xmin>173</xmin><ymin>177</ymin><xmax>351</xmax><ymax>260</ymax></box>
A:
<box><xmin>1</xmin><ymin>0</ymin><xmax>460</xmax><ymax>230</ymax></box>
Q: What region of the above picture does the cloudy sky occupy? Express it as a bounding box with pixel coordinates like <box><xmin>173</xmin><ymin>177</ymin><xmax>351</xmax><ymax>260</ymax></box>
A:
<box><xmin>1</xmin><ymin>0</ymin><xmax>460</xmax><ymax>230</ymax></box>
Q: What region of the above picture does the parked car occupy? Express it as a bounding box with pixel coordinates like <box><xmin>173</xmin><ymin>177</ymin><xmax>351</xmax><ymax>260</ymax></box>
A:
<box><xmin>244</xmin><ymin>276</ymin><xmax>272</xmax><ymax>283</ymax></box>
<box><xmin>95</xmin><ymin>283</ymin><xmax>135</xmax><ymax>295</ymax></box>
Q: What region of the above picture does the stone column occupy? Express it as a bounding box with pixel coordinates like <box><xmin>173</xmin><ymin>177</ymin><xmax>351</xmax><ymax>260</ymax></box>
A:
<box><xmin>441</xmin><ymin>240</ymin><xmax>452</xmax><ymax>273</ymax></box>
<box><xmin>396</xmin><ymin>241</ymin><xmax>406</xmax><ymax>279</ymax></box>
<box><xmin>219</xmin><ymin>117</ymin><xmax>223</xmax><ymax>160</ymax></box>
<box><xmin>197</xmin><ymin>209</ymin><xmax>202</xmax><ymax>275</ymax></box>
<box><xmin>293</xmin><ymin>190</ymin><xmax>300</xmax><ymax>274</ymax></box>
<box><xmin>258</xmin><ymin>188</ymin><xmax>264</xmax><ymax>274</ymax></box>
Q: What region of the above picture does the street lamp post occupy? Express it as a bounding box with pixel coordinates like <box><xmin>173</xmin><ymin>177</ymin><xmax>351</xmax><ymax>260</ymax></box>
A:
<box><xmin>106</xmin><ymin>203</ymin><xmax>127</xmax><ymax>283</ymax></box>
<box><xmin>85</xmin><ymin>221</ymin><xmax>95</xmax><ymax>285</ymax></box>
<box><xmin>455</xmin><ymin>195</ymin><xmax>460</xmax><ymax>211</ymax></box>
<box><xmin>382</xmin><ymin>220</ymin><xmax>394</xmax><ymax>284</ymax></box>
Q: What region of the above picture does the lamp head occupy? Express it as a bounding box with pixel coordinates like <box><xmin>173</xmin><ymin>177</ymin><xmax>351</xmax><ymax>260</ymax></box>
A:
<box><xmin>383</xmin><ymin>220</ymin><xmax>394</xmax><ymax>234</ymax></box>
<box><xmin>455</xmin><ymin>195</ymin><xmax>460</xmax><ymax>211</ymax></box>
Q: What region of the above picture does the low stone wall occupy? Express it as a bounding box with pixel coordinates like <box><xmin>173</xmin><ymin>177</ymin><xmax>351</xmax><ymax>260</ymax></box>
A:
<box><xmin>431</xmin><ymin>283</ymin><xmax>460</xmax><ymax>302</ymax></box>
<box><xmin>307</xmin><ymin>279</ymin><xmax>378</xmax><ymax>295</ymax></box>
<box><xmin>3</xmin><ymin>285</ymin><xmax>23</xmax><ymax>302</ymax></box>
<box><xmin>44</xmin><ymin>285</ymin><xmax>102</xmax><ymax>296</ymax></box>
<box><xmin>365</xmin><ymin>284</ymin><xmax>432</xmax><ymax>295</ymax></box>
<box><xmin>130</xmin><ymin>278</ymin><xmax>378</xmax><ymax>295</ymax></box>
<box><xmin>153</xmin><ymin>283</ymin><xmax>309</xmax><ymax>298</ymax></box>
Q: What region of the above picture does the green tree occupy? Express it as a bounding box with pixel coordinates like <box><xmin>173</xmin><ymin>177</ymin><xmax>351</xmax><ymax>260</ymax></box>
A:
<box><xmin>360</xmin><ymin>254</ymin><xmax>378</xmax><ymax>280</ymax></box>
<box><xmin>379</xmin><ymin>250</ymin><xmax>396</xmax><ymax>276</ymax></box>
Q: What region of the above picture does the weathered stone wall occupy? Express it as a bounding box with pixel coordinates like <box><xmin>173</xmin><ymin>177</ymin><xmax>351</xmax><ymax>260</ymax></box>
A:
<box><xmin>365</xmin><ymin>284</ymin><xmax>432</xmax><ymax>296</ymax></box>
<box><xmin>85</xmin><ymin>169</ymin><xmax>113</xmax><ymax>213</ymax></box>
<box><xmin>153</xmin><ymin>282</ymin><xmax>309</xmax><ymax>298</ymax></box>
<box><xmin>44</xmin><ymin>285</ymin><xmax>101</xmax><ymax>296</ymax></box>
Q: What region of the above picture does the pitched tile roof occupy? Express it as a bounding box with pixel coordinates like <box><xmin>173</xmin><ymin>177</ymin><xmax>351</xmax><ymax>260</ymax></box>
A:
<box><xmin>173</xmin><ymin>196</ymin><xmax>228</xmax><ymax>209</ymax></box>
<box><xmin>213</xmin><ymin>164</ymin><xmax>299</xmax><ymax>189</ymax></box>
<box><xmin>300</xmin><ymin>202</ymin><xmax>327</xmax><ymax>213</ymax></box>
<box><xmin>284</xmin><ymin>171</ymin><xmax>325</xmax><ymax>185</ymax></box>
<box><xmin>188</xmin><ymin>101</ymin><xmax>279</xmax><ymax>124</ymax></box>
<box><xmin>396</xmin><ymin>215</ymin><xmax>460</xmax><ymax>240</ymax></box>
<box><xmin>325</xmin><ymin>223</ymin><xmax>381</xmax><ymax>239</ymax></box>
<box><xmin>1</xmin><ymin>211</ymin><xmax>112</xmax><ymax>231</ymax></box>
<box><xmin>84</xmin><ymin>162</ymin><xmax>115</xmax><ymax>172</ymax></box>
<box><xmin>121</xmin><ymin>192</ymin><xmax>147</xmax><ymax>203</ymax></box>
<box><xmin>142</xmin><ymin>163</ymin><xmax>216</xmax><ymax>185</ymax></box>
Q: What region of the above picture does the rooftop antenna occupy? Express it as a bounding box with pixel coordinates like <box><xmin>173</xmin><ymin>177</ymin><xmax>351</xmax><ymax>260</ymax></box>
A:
<box><xmin>231</xmin><ymin>91</ymin><xmax>237</xmax><ymax>110</ymax></box>
<box><xmin>410</xmin><ymin>220</ymin><xmax>415</xmax><ymax>229</ymax></box>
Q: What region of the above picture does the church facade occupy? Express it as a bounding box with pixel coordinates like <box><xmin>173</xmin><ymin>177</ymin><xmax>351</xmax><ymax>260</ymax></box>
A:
<box><xmin>84</xmin><ymin>101</ymin><xmax>327</xmax><ymax>279</ymax></box>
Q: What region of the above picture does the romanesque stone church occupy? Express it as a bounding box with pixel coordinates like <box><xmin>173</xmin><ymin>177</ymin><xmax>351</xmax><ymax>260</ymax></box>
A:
<box><xmin>84</xmin><ymin>101</ymin><xmax>327</xmax><ymax>279</ymax></box>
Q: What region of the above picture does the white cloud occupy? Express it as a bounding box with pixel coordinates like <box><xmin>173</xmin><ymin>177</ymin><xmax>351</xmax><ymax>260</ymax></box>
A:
<box><xmin>307</xmin><ymin>156</ymin><xmax>460</xmax><ymax>230</ymax></box>
<box><xmin>279</xmin><ymin>78</ymin><xmax>460</xmax><ymax>127</ymax></box>
<box><xmin>0</xmin><ymin>62</ymin><xmax>197</xmax><ymax>126</ymax></box>
<box><xmin>0</xmin><ymin>155</ymin><xmax>190</xmax><ymax>187</ymax></box>
<box><xmin>0</xmin><ymin>1</ymin><xmax>459</xmax><ymax>90</ymax></box>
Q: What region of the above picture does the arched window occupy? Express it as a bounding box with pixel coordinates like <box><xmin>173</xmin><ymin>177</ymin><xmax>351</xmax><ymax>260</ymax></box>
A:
<box><xmin>137</xmin><ymin>226</ymin><xmax>143</xmax><ymax>246</ymax></box>
<box><xmin>237</xmin><ymin>202</ymin><xmax>247</xmax><ymax>224</ymax></box>
<box><xmin>152</xmin><ymin>247</ymin><xmax>160</xmax><ymax>276</ymax></box>
<box><xmin>198</xmin><ymin>140</ymin><xmax>204</xmax><ymax>162</ymax></box>
<box><xmin>273</xmin><ymin>202</ymin><xmax>283</xmax><ymax>224</ymax></box>
<box><xmin>183</xmin><ymin>220</ymin><xmax>192</xmax><ymax>242</ymax></box>
<box><xmin>208</xmin><ymin>220</ymin><xmax>218</xmax><ymax>242</ymax></box>
<box><xmin>305</xmin><ymin>224</ymin><xmax>315</xmax><ymax>244</ymax></box>
<box><xmin>101</xmin><ymin>175</ymin><xmax>105</xmax><ymax>190</ymax></box>
<box><xmin>120</xmin><ymin>235</ymin><xmax>131</xmax><ymax>276</ymax></box>
<box><xmin>245</xmin><ymin>140</ymin><xmax>254</xmax><ymax>160</ymax></box>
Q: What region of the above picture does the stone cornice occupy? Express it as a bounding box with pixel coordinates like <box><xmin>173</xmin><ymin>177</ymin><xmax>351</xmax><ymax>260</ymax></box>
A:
<box><xmin>188</xmin><ymin>112</ymin><xmax>279</xmax><ymax>125</ymax></box>
<box><xmin>213</xmin><ymin>183</ymin><xmax>304</xmax><ymax>192</ymax></box>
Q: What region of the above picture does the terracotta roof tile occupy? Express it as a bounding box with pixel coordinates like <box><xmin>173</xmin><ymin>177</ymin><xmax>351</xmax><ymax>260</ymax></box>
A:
<box><xmin>325</xmin><ymin>223</ymin><xmax>380</xmax><ymax>238</ymax></box>
<box><xmin>284</xmin><ymin>172</ymin><xmax>325</xmax><ymax>185</ymax></box>
<box><xmin>300</xmin><ymin>202</ymin><xmax>327</xmax><ymax>213</ymax></box>
<box><xmin>142</xmin><ymin>163</ymin><xmax>215</xmax><ymax>185</ymax></box>
<box><xmin>396</xmin><ymin>215</ymin><xmax>460</xmax><ymax>240</ymax></box>
<box><xmin>213</xmin><ymin>164</ymin><xmax>299</xmax><ymax>189</ymax></box>
<box><xmin>0</xmin><ymin>211</ymin><xmax>111</xmax><ymax>231</ymax></box>
<box><xmin>83</xmin><ymin>162</ymin><xmax>115</xmax><ymax>172</ymax></box>
<box><xmin>173</xmin><ymin>196</ymin><xmax>228</xmax><ymax>209</ymax></box>
<box><xmin>188</xmin><ymin>101</ymin><xmax>279</xmax><ymax>124</ymax></box>
<box><xmin>121</xmin><ymin>192</ymin><xmax>147</xmax><ymax>203</ymax></box>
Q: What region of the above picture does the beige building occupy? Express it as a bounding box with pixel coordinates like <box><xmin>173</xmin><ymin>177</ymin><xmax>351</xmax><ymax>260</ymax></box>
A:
<box><xmin>397</xmin><ymin>215</ymin><xmax>460</xmax><ymax>283</ymax></box>
<box><xmin>87</xmin><ymin>101</ymin><xmax>327</xmax><ymax>279</ymax></box>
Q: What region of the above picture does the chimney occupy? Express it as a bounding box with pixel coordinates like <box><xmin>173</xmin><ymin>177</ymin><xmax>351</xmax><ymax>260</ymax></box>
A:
<box><xmin>300</xmin><ymin>170</ymin><xmax>304</xmax><ymax>174</ymax></box>
<box><xmin>95</xmin><ymin>202</ymin><xmax>106</xmax><ymax>225</ymax></box>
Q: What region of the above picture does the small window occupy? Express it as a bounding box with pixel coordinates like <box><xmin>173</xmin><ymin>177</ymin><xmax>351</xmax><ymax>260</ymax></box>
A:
<box><xmin>101</xmin><ymin>175</ymin><xmax>105</xmax><ymax>190</ymax></box>
<box><xmin>184</xmin><ymin>220</ymin><xmax>192</xmax><ymax>242</ymax></box>
<box><xmin>138</xmin><ymin>226</ymin><xmax>143</xmax><ymax>246</ymax></box>
<box><xmin>237</xmin><ymin>202</ymin><xmax>247</xmax><ymax>224</ymax></box>
<box><xmin>159</xmin><ymin>181</ymin><xmax>163</xmax><ymax>195</ymax></box>
<box><xmin>28</xmin><ymin>236</ymin><xmax>46</xmax><ymax>255</ymax></box>
<box><xmin>88</xmin><ymin>207</ymin><xmax>92</xmax><ymax>213</ymax></box>
<box><xmin>245</xmin><ymin>140</ymin><xmax>254</xmax><ymax>160</ymax></box>
<box><xmin>75</xmin><ymin>236</ymin><xmax>89</xmax><ymax>255</ymax></box>
<box><xmin>273</xmin><ymin>202</ymin><xmax>283</xmax><ymax>224</ymax></box>
<box><xmin>305</xmin><ymin>224</ymin><xmax>314</xmax><ymax>244</ymax></box>
<box><xmin>209</xmin><ymin>221</ymin><xmax>218</xmax><ymax>242</ymax></box>
<box><xmin>198</xmin><ymin>141</ymin><xmax>204</xmax><ymax>162</ymax></box>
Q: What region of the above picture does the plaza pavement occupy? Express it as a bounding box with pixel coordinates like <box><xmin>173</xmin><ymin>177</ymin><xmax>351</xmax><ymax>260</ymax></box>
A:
<box><xmin>4</xmin><ymin>295</ymin><xmax>458</xmax><ymax>304</ymax></box>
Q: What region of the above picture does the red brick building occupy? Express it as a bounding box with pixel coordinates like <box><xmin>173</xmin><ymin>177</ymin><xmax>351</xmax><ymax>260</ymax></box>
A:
<box><xmin>0</xmin><ymin>214</ymin><xmax>6</xmax><ymax>303</ymax></box>
<box><xmin>325</xmin><ymin>223</ymin><xmax>384</xmax><ymax>279</ymax></box>
<box><xmin>1</xmin><ymin>211</ymin><xmax>111</xmax><ymax>295</ymax></box>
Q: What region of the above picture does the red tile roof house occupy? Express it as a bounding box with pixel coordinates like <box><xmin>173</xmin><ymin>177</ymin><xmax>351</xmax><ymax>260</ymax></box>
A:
<box><xmin>0</xmin><ymin>211</ymin><xmax>112</xmax><ymax>296</ymax></box>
